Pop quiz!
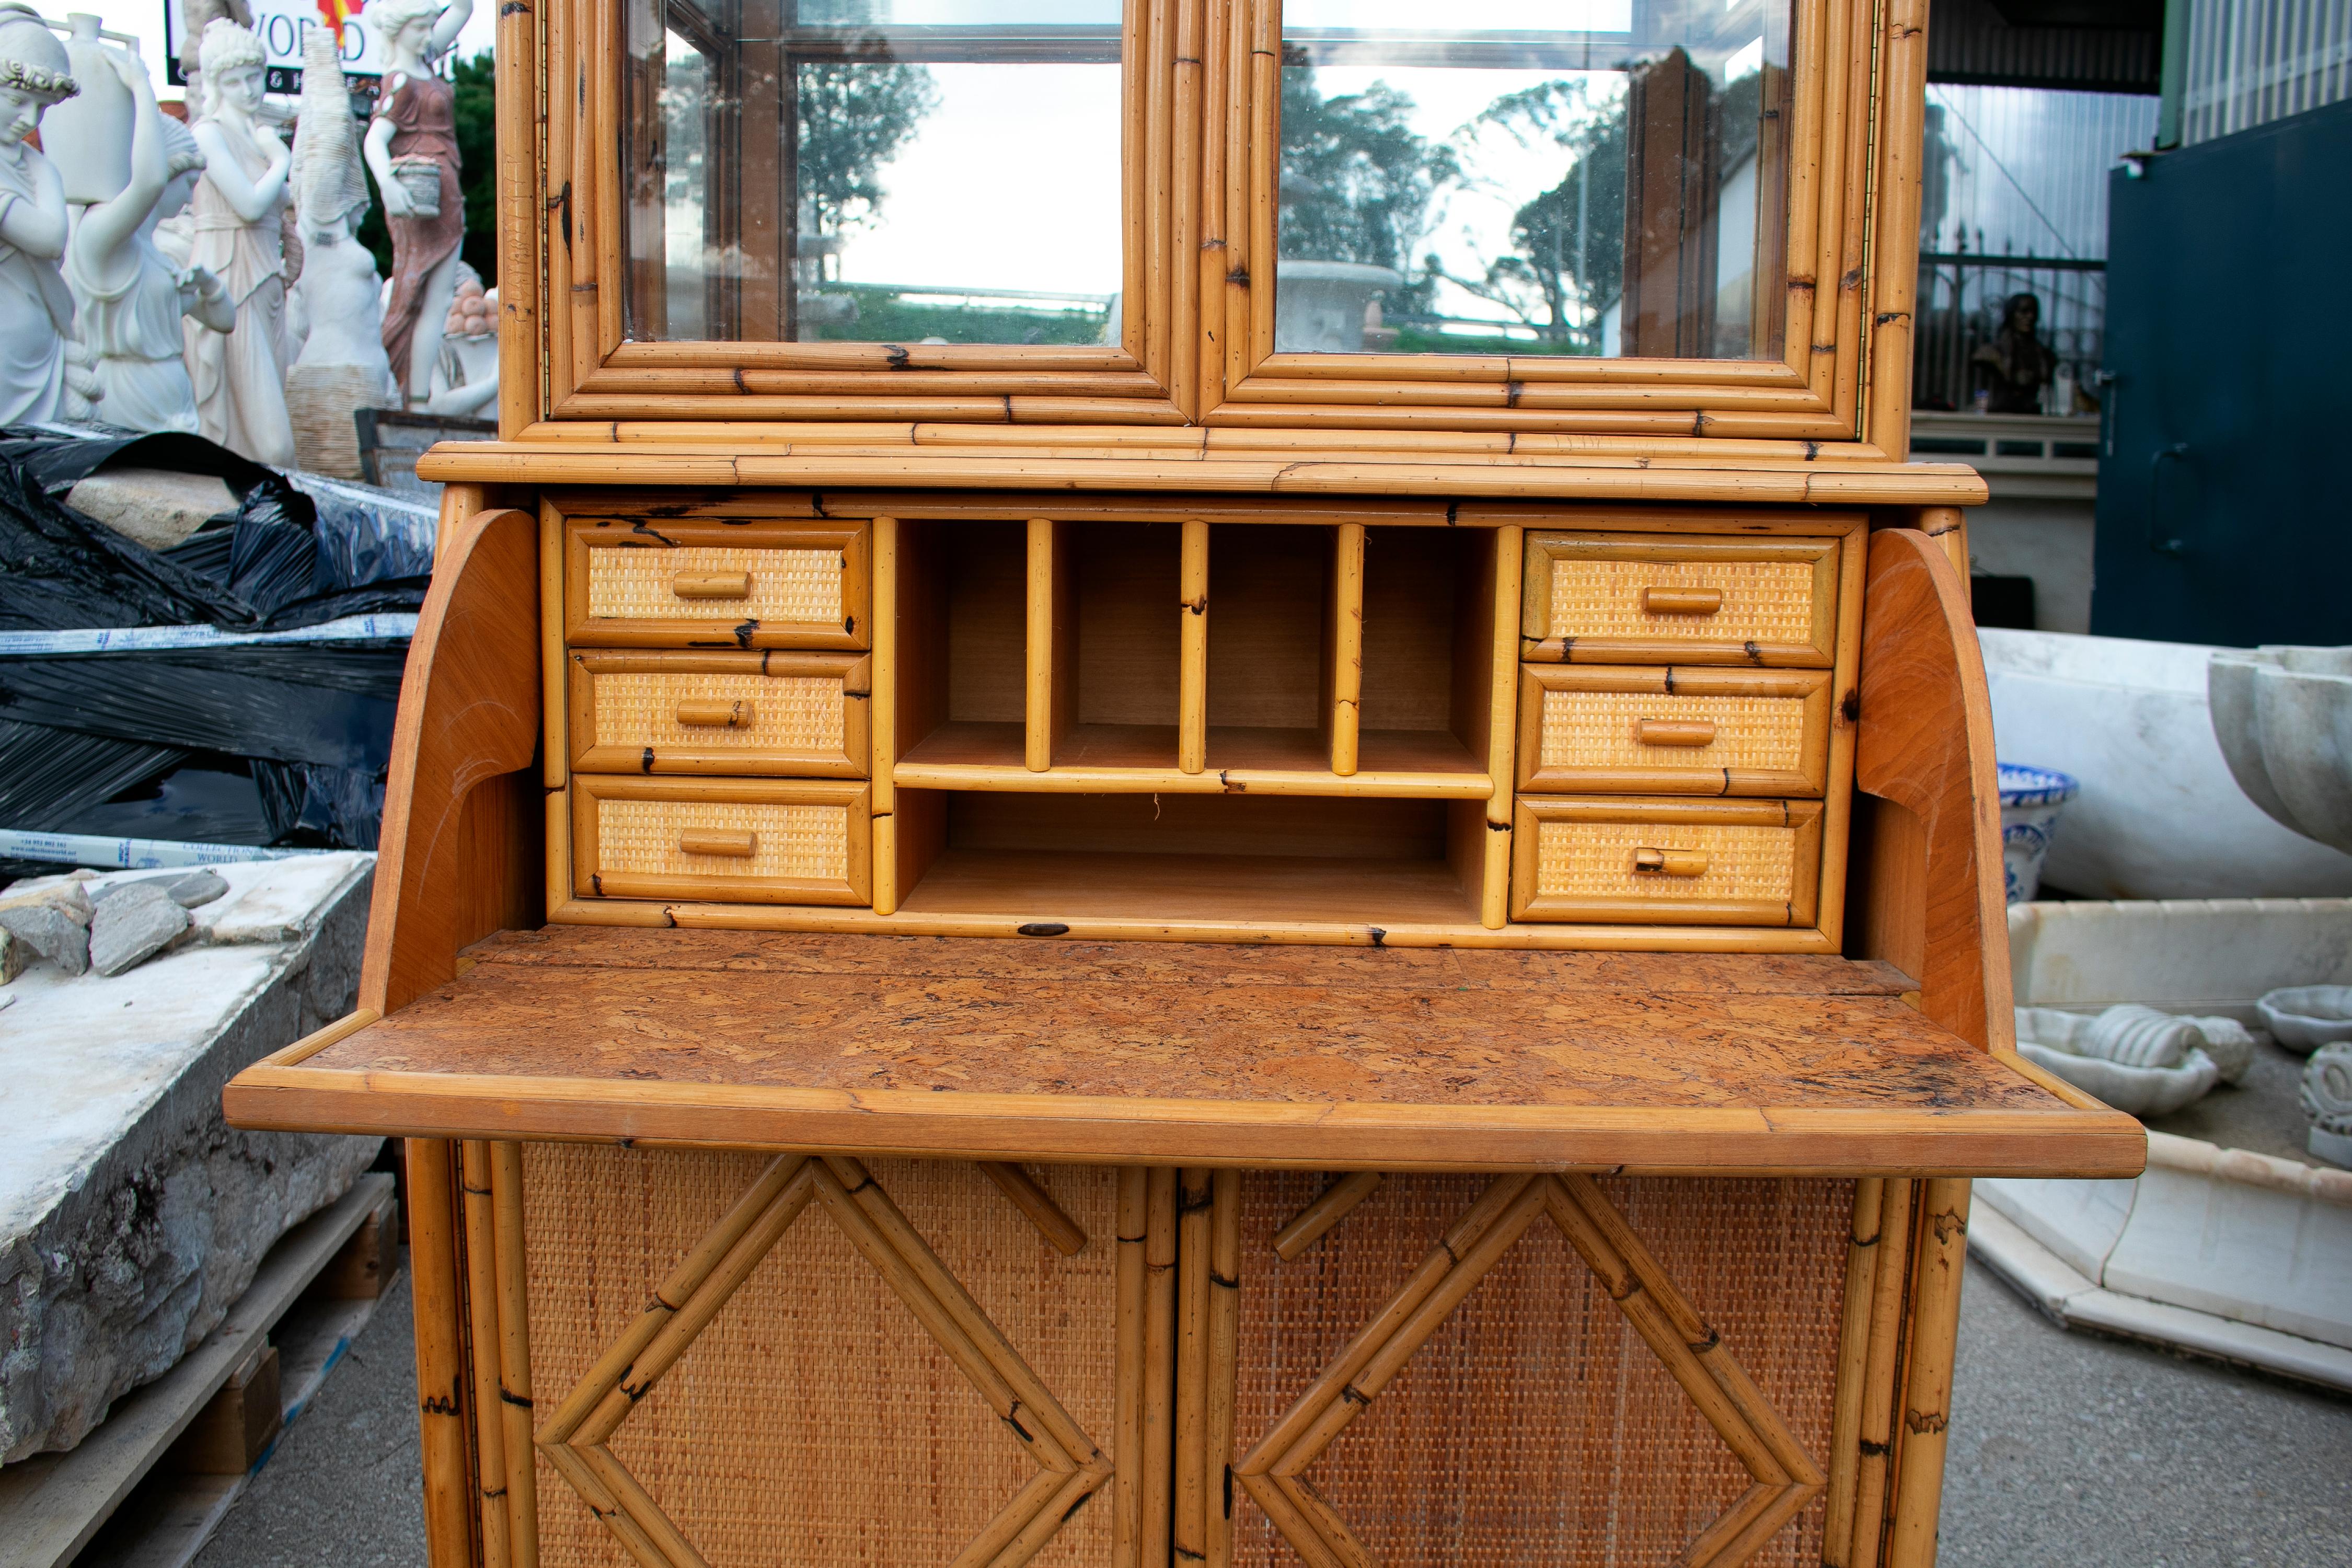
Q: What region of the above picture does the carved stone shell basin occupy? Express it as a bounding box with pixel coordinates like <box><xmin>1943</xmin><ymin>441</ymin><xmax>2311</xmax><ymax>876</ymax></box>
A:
<box><xmin>2209</xmin><ymin>646</ymin><xmax>2352</xmax><ymax>855</ymax></box>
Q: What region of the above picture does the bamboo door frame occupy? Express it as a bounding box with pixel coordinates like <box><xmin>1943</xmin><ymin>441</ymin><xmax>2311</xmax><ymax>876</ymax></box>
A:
<box><xmin>501</xmin><ymin>0</ymin><xmax>1935</xmax><ymax>455</ymax></box>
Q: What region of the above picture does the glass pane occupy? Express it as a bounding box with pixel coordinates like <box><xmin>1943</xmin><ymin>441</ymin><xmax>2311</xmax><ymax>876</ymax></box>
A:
<box><xmin>1276</xmin><ymin>0</ymin><xmax>1792</xmax><ymax>359</ymax></box>
<box><xmin>624</xmin><ymin>1</ymin><xmax>1123</xmax><ymax>344</ymax></box>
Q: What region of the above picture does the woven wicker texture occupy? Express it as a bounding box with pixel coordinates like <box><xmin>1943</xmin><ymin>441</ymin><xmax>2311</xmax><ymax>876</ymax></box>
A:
<box><xmin>591</xmin><ymin>670</ymin><xmax>848</xmax><ymax>759</ymax></box>
<box><xmin>1232</xmin><ymin>1174</ymin><xmax>1850</xmax><ymax>1568</ymax></box>
<box><xmin>596</xmin><ymin>797</ymin><xmax>849</xmax><ymax>882</ymax></box>
<box><xmin>1537</xmin><ymin>690</ymin><xmax>1807</xmax><ymax>775</ymax></box>
<box><xmin>1545</xmin><ymin>559</ymin><xmax>1820</xmax><ymax>645</ymax></box>
<box><xmin>1534</xmin><ymin>820</ymin><xmax>1798</xmax><ymax>903</ymax></box>
<box><xmin>524</xmin><ymin>1146</ymin><xmax>1119</xmax><ymax>1568</ymax></box>
<box><xmin>586</xmin><ymin>545</ymin><xmax>843</xmax><ymax>626</ymax></box>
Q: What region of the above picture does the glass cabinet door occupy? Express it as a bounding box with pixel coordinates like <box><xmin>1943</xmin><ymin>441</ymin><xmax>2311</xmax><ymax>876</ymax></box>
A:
<box><xmin>1272</xmin><ymin>0</ymin><xmax>1791</xmax><ymax>360</ymax></box>
<box><xmin>624</xmin><ymin>0</ymin><xmax>1126</xmax><ymax>345</ymax></box>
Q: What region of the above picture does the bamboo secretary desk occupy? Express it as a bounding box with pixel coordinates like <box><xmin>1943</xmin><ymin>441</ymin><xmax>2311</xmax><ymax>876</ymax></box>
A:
<box><xmin>225</xmin><ymin>2</ymin><xmax>2142</xmax><ymax>1566</ymax></box>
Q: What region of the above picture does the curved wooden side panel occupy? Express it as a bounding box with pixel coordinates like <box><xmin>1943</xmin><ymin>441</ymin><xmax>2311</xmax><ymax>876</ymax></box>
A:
<box><xmin>361</xmin><ymin>506</ymin><xmax>543</xmax><ymax>1018</ymax></box>
<box><xmin>1850</xmin><ymin>527</ymin><xmax>2012</xmax><ymax>1053</ymax></box>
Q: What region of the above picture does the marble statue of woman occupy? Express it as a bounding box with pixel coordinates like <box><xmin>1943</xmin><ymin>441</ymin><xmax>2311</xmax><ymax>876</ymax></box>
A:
<box><xmin>0</xmin><ymin>8</ymin><xmax>79</xmax><ymax>424</ymax></box>
<box><xmin>284</xmin><ymin>19</ymin><xmax>395</xmax><ymax>477</ymax></box>
<box><xmin>186</xmin><ymin>17</ymin><xmax>294</xmax><ymax>465</ymax></box>
<box><xmin>65</xmin><ymin>52</ymin><xmax>234</xmax><ymax>433</ymax></box>
<box><xmin>363</xmin><ymin>0</ymin><xmax>472</xmax><ymax>406</ymax></box>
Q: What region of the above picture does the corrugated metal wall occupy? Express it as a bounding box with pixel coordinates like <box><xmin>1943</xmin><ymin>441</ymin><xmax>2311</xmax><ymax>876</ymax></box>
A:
<box><xmin>2183</xmin><ymin>0</ymin><xmax>2352</xmax><ymax>142</ymax></box>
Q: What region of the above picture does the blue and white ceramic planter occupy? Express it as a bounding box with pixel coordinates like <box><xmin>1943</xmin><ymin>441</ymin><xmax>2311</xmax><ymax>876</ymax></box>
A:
<box><xmin>1998</xmin><ymin>763</ymin><xmax>2080</xmax><ymax>903</ymax></box>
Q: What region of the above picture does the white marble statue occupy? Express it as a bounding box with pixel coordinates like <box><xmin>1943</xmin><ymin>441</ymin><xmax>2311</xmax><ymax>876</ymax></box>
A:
<box><xmin>284</xmin><ymin>19</ymin><xmax>395</xmax><ymax>476</ymax></box>
<box><xmin>362</xmin><ymin>0</ymin><xmax>471</xmax><ymax>406</ymax></box>
<box><xmin>64</xmin><ymin>52</ymin><xmax>234</xmax><ymax>433</ymax></box>
<box><xmin>420</xmin><ymin>268</ymin><xmax>495</xmax><ymax>417</ymax></box>
<box><xmin>186</xmin><ymin>17</ymin><xmax>294</xmax><ymax>465</ymax></box>
<box><xmin>0</xmin><ymin>7</ymin><xmax>79</xmax><ymax>424</ymax></box>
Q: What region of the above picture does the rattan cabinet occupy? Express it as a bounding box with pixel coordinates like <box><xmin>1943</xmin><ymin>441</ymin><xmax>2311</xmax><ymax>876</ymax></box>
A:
<box><xmin>225</xmin><ymin>1</ymin><xmax>2143</xmax><ymax>1564</ymax></box>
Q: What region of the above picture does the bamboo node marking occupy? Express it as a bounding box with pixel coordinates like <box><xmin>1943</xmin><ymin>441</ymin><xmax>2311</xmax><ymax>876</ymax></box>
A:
<box><xmin>1905</xmin><ymin>1410</ymin><xmax>1949</xmax><ymax>1435</ymax></box>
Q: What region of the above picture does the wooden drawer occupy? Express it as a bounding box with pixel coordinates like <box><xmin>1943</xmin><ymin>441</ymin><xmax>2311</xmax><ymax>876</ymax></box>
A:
<box><xmin>573</xmin><ymin>776</ymin><xmax>871</xmax><ymax>905</ymax></box>
<box><xmin>566</xmin><ymin>518</ymin><xmax>869</xmax><ymax>648</ymax></box>
<box><xmin>1516</xmin><ymin>666</ymin><xmax>1831</xmax><ymax>795</ymax></box>
<box><xmin>569</xmin><ymin>650</ymin><xmax>871</xmax><ymax>777</ymax></box>
<box><xmin>1521</xmin><ymin>533</ymin><xmax>1840</xmax><ymax>665</ymax></box>
<box><xmin>1510</xmin><ymin>797</ymin><xmax>1822</xmax><ymax>926</ymax></box>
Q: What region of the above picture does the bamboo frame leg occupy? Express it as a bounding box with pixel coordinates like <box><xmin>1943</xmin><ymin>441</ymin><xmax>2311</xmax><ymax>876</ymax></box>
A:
<box><xmin>491</xmin><ymin>1142</ymin><xmax>539</xmax><ymax>1568</ymax></box>
<box><xmin>1173</xmin><ymin>1169</ymin><xmax>1214</xmax><ymax>1568</ymax></box>
<box><xmin>1145</xmin><ymin>1168</ymin><xmax>1178</xmax><ymax>1568</ymax></box>
<box><xmin>460</xmin><ymin>1142</ymin><xmax>513</xmax><ymax>1568</ymax></box>
<box><xmin>407</xmin><ymin>1138</ymin><xmax>476</xmax><ymax>1568</ymax></box>
<box><xmin>1179</xmin><ymin>521</ymin><xmax>1209</xmax><ymax>774</ymax></box>
<box><xmin>1887</xmin><ymin>1178</ymin><xmax>1971</xmax><ymax>1568</ymax></box>
<box><xmin>1114</xmin><ymin>1169</ymin><xmax>1149</xmax><ymax>1568</ymax></box>
<box><xmin>1849</xmin><ymin>1177</ymin><xmax>1918</xmax><ymax>1568</ymax></box>
<box><xmin>1823</xmin><ymin>1177</ymin><xmax>1884</xmax><ymax>1568</ymax></box>
<box><xmin>1206</xmin><ymin>1169</ymin><xmax>1239</xmax><ymax>1568</ymax></box>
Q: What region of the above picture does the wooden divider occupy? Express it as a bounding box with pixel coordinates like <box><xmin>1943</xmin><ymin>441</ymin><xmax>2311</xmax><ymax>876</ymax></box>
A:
<box><xmin>1324</xmin><ymin>523</ymin><xmax>1365</xmax><ymax>775</ymax></box>
<box><xmin>1025</xmin><ymin>519</ymin><xmax>1077</xmax><ymax>772</ymax></box>
<box><xmin>1178</xmin><ymin>520</ymin><xmax>1210</xmax><ymax>774</ymax></box>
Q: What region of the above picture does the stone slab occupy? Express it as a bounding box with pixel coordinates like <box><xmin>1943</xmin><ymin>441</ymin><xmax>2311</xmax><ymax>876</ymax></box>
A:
<box><xmin>0</xmin><ymin>854</ymin><xmax>378</xmax><ymax>1461</ymax></box>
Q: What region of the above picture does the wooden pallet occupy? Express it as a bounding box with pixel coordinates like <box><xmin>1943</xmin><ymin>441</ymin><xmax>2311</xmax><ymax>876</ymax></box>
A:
<box><xmin>0</xmin><ymin>1174</ymin><xmax>400</xmax><ymax>1568</ymax></box>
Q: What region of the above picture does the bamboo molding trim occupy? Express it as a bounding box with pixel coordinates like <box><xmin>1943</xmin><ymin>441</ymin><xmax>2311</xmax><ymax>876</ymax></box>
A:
<box><xmin>1232</xmin><ymin>1174</ymin><xmax>1823</xmax><ymax>1567</ymax></box>
<box><xmin>534</xmin><ymin>1154</ymin><xmax>1114</xmax><ymax>1567</ymax></box>
<box><xmin>1270</xmin><ymin>1171</ymin><xmax>1383</xmax><ymax>1261</ymax></box>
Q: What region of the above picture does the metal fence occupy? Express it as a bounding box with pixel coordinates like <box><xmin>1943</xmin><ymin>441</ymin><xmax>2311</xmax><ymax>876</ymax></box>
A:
<box><xmin>2184</xmin><ymin>0</ymin><xmax>2352</xmax><ymax>144</ymax></box>
<box><xmin>1910</xmin><ymin>251</ymin><xmax>2106</xmax><ymax>413</ymax></box>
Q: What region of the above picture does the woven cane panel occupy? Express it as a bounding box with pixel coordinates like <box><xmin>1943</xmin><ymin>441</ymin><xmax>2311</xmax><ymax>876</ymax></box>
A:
<box><xmin>596</xmin><ymin>796</ymin><xmax>850</xmax><ymax>882</ymax></box>
<box><xmin>1233</xmin><ymin>1174</ymin><xmax>1852</xmax><ymax>1568</ymax></box>
<box><xmin>1534</xmin><ymin>819</ymin><xmax>1798</xmax><ymax>903</ymax></box>
<box><xmin>1544</xmin><ymin>559</ymin><xmax>1820</xmax><ymax>646</ymax></box>
<box><xmin>522</xmin><ymin>1146</ymin><xmax>1120</xmax><ymax>1568</ymax></box>
<box><xmin>590</xmin><ymin>670</ymin><xmax>849</xmax><ymax>762</ymax></box>
<box><xmin>586</xmin><ymin>545</ymin><xmax>843</xmax><ymax>626</ymax></box>
<box><xmin>1536</xmin><ymin>689</ymin><xmax>1807</xmax><ymax>776</ymax></box>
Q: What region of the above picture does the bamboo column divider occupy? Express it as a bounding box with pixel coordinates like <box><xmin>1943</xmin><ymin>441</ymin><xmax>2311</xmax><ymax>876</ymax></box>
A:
<box><xmin>1482</xmin><ymin>525</ymin><xmax>1523</xmax><ymax>928</ymax></box>
<box><xmin>1245</xmin><ymin>0</ymin><xmax>1277</xmax><ymax>376</ymax></box>
<box><xmin>1822</xmin><ymin>1177</ymin><xmax>1885</xmax><ymax>1568</ymax></box>
<box><xmin>1144</xmin><ymin>1168</ymin><xmax>1178</xmax><ymax>1568</ymax></box>
<box><xmin>1197</xmin><ymin>0</ymin><xmax>1232</xmax><ymax>416</ymax></box>
<box><xmin>1172</xmin><ymin>1169</ymin><xmax>1214</xmax><ymax>1568</ymax></box>
<box><xmin>1170</xmin><ymin>0</ymin><xmax>1204</xmax><ymax>420</ymax></box>
<box><xmin>1179</xmin><ymin>520</ymin><xmax>1210</xmax><ymax>773</ymax></box>
<box><xmin>1025</xmin><ymin>519</ymin><xmax>1075</xmax><ymax>772</ymax></box>
<box><xmin>1144</xmin><ymin>0</ymin><xmax>1174</xmax><ymax>384</ymax></box>
<box><xmin>490</xmin><ymin>1143</ymin><xmax>539</xmax><ymax>1568</ymax></box>
<box><xmin>1847</xmin><ymin>1176</ymin><xmax>1918</xmax><ymax>1567</ymax></box>
<box><xmin>871</xmin><ymin>517</ymin><xmax>900</xmax><ymax>914</ymax></box>
<box><xmin>1325</xmin><ymin>523</ymin><xmax>1365</xmax><ymax>775</ymax></box>
<box><xmin>1113</xmin><ymin>1169</ymin><xmax>1149</xmax><ymax>1568</ymax></box>
<box><xmin>459</xmin><ymin>1142</ymin><xmax>513</xmax><ymax>1568</ymax></box>
<box><xmin>1864</xmin><ymin>0</ymin><xmax>1934</xmax><ymax>455</ymax></box>
<box><xmin>1121</xmin><ymin>0</ymin><xmax>1148</xmax><ymax>367</ymax></box>
<box><xmin>406</xmin><ymin>1139</ymin><xmax>475</xmax><ymax>1568</ymax></box>
<box><xmin>541</xmin><ymin>0</ymin><xmax>574</xmax><ymax>403</ymax></box>
<box><xmin>495</xmin><ymin>0</ymin><xmax>541</xmax><ymax>435</ymax></box>
<box><xmin>1887</xmin><ymin>1177</ymin><xmax>1972</xmax><ymax>1568</ymax></box>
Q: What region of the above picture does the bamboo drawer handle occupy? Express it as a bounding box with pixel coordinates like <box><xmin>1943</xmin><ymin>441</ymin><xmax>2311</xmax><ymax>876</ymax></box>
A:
<box><xmin>675</xmin><ymin>699</ymin><xmax>754</xmax><ymax>728</ymax></box>
<box><xmin>1634</xmin><ymin>719</ymin><xmax>1717</xmax><ymax>748</ymax></box>
<box><xmin>1640</xmin><ymin>586</ymin><xmax>1723</xmax><ymax>616</ymax></box>
<box><xmin>678</xmin><ymin>828</ymin><xmax>757</xmax><ymax>858</ymax></box>
<box><xmin>671</xmin><ymin>571</ymin><xmax>752</xmax><ymax>599</ymax></box>
<box><xmin>1633</xmin><ymin>848</ymin><xmax>1709</xmax><ymax>878</ymax></box>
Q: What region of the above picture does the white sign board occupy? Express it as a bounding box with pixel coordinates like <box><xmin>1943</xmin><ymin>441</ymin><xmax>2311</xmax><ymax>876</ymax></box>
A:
<box><xmin>163</xmin><ymin>1</ymin><xmax>449</xmax><ymax>93</ymax></box>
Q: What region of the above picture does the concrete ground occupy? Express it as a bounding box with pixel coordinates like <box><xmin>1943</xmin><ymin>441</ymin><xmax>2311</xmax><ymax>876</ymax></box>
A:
<box><xmin>191</xmin><ymin>1260</ymin><xmax>2349</xmax><ymax>1566</ymax></box>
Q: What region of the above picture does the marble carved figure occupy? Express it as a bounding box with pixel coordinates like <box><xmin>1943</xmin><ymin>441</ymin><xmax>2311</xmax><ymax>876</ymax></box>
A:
<box><xmin>285</xmin><ymin>19</ymin><xmax>396</xmax><ymax>477</ymax></box>
<box><xmin>364</xmin><ymin>0</ymin><xmax>472</xmax><ymax>407</ymax></box>
<box><xmin>0</xmin><ymin>7</ymin><xmax>79</xmax><ymax>424</ymax></box>
<box><xmin>65</xmin><ymin>51</ymin><xmax>234</xmax><ymax>433</ymax></box>
<box><xmin>187</xmin><ymin>17</ymin><xmax>295</xmax><ymax>466</ymax></box>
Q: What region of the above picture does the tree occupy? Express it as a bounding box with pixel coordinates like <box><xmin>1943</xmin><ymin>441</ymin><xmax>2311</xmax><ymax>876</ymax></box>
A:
<box><xmin>1434</xmin><ymin>78</ymin><xmax>1627</xmax><ymax>351</ymax></box>
<box><xmin>1276</xmin><ymin>61</ymin><xmax>1456</xmax><ymax>276</ymax></box>
<box><xmin>795</xmin><ymin>60</ymin><xmax>939</xmax><ymax>239</ymax></box>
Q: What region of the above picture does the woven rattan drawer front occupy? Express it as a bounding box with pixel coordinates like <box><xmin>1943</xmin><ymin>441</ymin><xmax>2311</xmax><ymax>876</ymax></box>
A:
<box><xmin>1522</xmin><ymin>533</ymin><xmax>1840</xmax><ymax>665</ymax></box>
<box><xmin>569</xmin><ymin>650</ymin><xmax>872</xmax><ymax>777</ymax></box>
<box><xmin>566</xmin><ymin>518</ymin><xmax>869</xmax><ymax>648</ymax></box>
<box><xmin>1511</xmin><ymin>797</ymin><xmax>1822</xmax><ymax>926</ymax></box>
<box><xmin>574</xmin><ymin>776</ymin><xmax>871</xmax><ymax>905</ymax></box>
<box><xmin>1517</xmin><ymin>666</ymin><xmax>1832</xmax><ymax>796</ymax></box>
